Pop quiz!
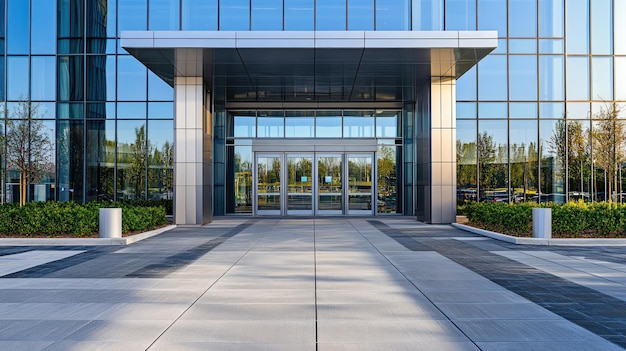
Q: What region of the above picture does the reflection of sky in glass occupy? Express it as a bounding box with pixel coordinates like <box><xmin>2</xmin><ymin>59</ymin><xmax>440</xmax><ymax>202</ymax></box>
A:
<box><xmin>348</xmin><ymin>0</ymin><xmax>374</xmax><ymax>30</ymax></box>
<box><xmin>284</xmin><ymin>0</ymin><xmax>314</xmax><ymax>30</ymax></box>
<box><xmin>252</xmin><ymin>0</ymin><xmax>283</xmax><ymax>30</ymax></box>
<box><xmin>286</xmin><ymin>117</ymin><xmax>314</xmax><ymax>138</ymax></box>
<box><xmin>220</xmin><ymin>0</ymin><xmax>250</xmax><ymax>30</ymax></box>
<box><xmin>478</xmin><ymin>0</ymin><xmax>506</xmax><ymax>33</ymax></box>
<box><xmin>316</xmin><ymin>117</ymin><xmax>342</xmax><ymax>138</ymax></box>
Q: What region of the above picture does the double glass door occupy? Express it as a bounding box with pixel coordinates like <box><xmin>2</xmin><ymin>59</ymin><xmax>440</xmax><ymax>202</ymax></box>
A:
<box><xmin>254</xmin><ymin>153</ymin><xmax>374</xmax><ymax>215</ymax></box>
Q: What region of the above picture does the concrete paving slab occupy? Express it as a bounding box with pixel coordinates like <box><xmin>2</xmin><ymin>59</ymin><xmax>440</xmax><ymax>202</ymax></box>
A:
<box><xmin>181</xmin><ymin>303</ymin><xmax>315</xmax><ymax>320</ymax></box>
<box><xmin>317</xmin><ymin>320</ymin><xmax>470</xmax><ymax>343</ymax></box>
<box><xmin>317</xmin><ymin>342</ymin><xmax>479</xmax><ymax>351</ymax></box>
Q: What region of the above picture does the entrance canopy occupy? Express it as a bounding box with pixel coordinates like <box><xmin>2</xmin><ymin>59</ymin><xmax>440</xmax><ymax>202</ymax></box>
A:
<box><xmin>121</xmin><ymin>31</ymin><xmax>496</xmax><ymax>102</ymax></box>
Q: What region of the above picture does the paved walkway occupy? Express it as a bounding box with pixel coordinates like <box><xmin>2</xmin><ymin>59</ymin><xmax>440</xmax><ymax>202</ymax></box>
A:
<box><xmin>0</xmin><ymin>218</ymin><xmax>625</xmax><ymax>350</ymax></box>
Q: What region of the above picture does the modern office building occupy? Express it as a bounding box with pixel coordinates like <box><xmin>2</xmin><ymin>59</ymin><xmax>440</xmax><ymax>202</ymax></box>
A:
<box><xmin>2</xmin><ymin>1</ymin><xmax>625</xmax><ymax>225</ymax></box>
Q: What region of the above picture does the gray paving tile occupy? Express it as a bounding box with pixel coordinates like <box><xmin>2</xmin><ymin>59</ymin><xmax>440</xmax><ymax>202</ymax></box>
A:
<box><xmin>149</xmin><ymin>342</ymin><xmax>315</xmax><ymax>351</ymax></box>
<box><xmin>181</xmin><ymin>303</ymin><xmax>315</xmax><ymax>320</ymax></box>
<box><xmin>64</xmin><ymin>320</ymin><xmax>171</xmax><ymax>342</ymax></box>
<box><xmin>436</xmin><ymin>302</ymin><xmax>561</xmax><ymax>320</ymax></box>
<box><xmin>317</xmin><ymin>320</ymin><xmax>469</xmax><ymax>343</ymax></box>
<box><xmin>318</xmin><ymin>342</ymin><xmax>479</xmax><ymax>351</ymax></box>
<box><xmin>317</xmin><ymin>303</ymin><xmax>447</xmax><ymax>320</ymax></box>
<box><xmin>476</xmin><ymin>341</ymin><xmax>623</xmax><ymax>351</ymax></box>
<box><xmin>454</xmin><ymin>320</ymin><xmax>606</xmax><ymax>342</ymax></box>
<box><xmin>0</xmin><ymin>320</ymin><xmax>89</xmax><ymax>341</ymax></box>
<box><xmin>43</xmin><ymin>341</ymin><xmax>152</xmax><ymax>351</ymax></box>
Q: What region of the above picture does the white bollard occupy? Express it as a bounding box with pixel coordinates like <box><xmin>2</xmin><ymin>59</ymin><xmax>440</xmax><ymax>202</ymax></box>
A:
<box><xmin>532</xmin><ymin>208</ymin><xmax>552</xmax><ymax>239</ymax></box>
<box><xmin>100</xmin><ymin>208</ymin><xmax>122</xmax><ymax>238</ymax></box>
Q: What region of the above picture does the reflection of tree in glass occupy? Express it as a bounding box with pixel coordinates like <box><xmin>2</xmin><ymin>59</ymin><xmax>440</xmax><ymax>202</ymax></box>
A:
<box><xmin>592</xmin><ymin>103</ymin><xmax>625</xmax><ymax>201</ymax></box>
<box><xmin>127</xmin><ymin>125</ymin><xmax>149</xmax><ymax>200</ymax></box>
<box><xmin>149</xmin><ymin>140</ymin><xmax>173</xmax><ymax>199</ymax></box>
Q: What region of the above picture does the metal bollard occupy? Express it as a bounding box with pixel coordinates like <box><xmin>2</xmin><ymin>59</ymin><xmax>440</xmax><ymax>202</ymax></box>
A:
<box><xmin>99</xmin><ymin>208</ymin><xmax>122</xmax><ymax>238</ymax></box>
<box><xmin>532</xmin><ymin>208</ymin><xmax>552</xmax><ymax>239</ymax></box>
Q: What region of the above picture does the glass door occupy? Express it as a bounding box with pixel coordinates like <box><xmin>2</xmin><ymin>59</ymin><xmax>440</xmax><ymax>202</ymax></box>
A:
<box><xmin>317</xmin><ymin>154</ymin><xmax>343</xmax><ymax>215</ymax></box>
<box><xmin>256</xmin><ymin>154</ymin><xmax>282</xmax><ymax>215</ymax></box>
<box><xmin>287</xmin><ymin>154</ymin><xmax>313</xmax><ymax>215</ymax></box>
<box><xmin>347</xmin><ymin>154</ymin><xmax>374</xmax><ymax>215</ymax></box>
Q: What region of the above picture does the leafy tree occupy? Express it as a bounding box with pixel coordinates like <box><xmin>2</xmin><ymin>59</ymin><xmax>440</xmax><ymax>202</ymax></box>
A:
<box><xmin>592</xmin><ymin>103</ymin><xmax>625</xmax><ymax>201</ymax></box>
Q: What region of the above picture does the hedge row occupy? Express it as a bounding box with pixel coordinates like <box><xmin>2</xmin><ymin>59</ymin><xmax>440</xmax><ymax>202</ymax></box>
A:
<box><xmin>461</xmin><ymin>201</ymin><xmax>626</xmax><ymax>237</ymax></box>
<box><xmin>0</xmin><ymin>201</ymin><xmax>167</xmax><ymax>237</ymax></box>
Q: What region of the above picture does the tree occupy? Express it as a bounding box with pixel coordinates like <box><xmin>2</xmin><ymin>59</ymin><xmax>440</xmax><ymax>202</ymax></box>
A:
<box><xmin>5</xmin><ymin>101</ymin><xmax>54</xmax><ymax>206</ymax></box>
<box><xmin>592</xmin><ymin>103</ymin><xmax>625</xmax><ymax>202</ymax></box>
<box><xmin>477</xmin><ymin>132</ymin><xmax>496</xmax><ymax>198</ymax></box>
<box><xmin>127</xmin><ymin>125</ymin><xmax>150</xmax><ymax>200</ymax></box>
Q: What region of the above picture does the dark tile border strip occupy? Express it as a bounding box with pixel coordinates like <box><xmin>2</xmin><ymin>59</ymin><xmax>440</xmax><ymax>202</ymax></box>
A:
<box><xmin>2</xmin><ymin>247</ymin><xmax>118</xmax><ymax>278</ymax></box>
<box><xmin>369</xmin><ymin>220</ymin><xmax>626</xmax><ymax>349</ymax></box>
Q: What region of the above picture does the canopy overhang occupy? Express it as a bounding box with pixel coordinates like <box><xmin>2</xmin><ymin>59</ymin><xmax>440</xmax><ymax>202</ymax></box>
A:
<box><xmin>121</xmin><ymin>31</ymin><xmax>497</xmax><ymax>102</ymax></box>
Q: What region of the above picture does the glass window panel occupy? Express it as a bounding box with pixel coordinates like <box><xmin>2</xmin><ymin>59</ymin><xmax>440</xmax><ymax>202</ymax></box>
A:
<box><xmin>492</xmin><ymin>39</ymin><xmax>507</xmax><ymax>54</ymax></box>
<box><xmin>509</xmin><ymin>56</ymin><xmax>538</xmax><ymax>100</ymax></box>
<box><xmin>539</xmin><ymin>0</ymin><xmax>563</xmax><ymax>37</ymax></box>
<box><xmin>117</xmin><ymin>121</ymin><xmax>147</xmax><ymax>200</ymax></box>
<box><xmin>57</xmin><ymin>0</ymin><xmax>84</xmax><ymax>54</ymax></box>
<box><xmin>106</xmin><ymin>0</ymin><xmax>117</xmax><ymax>37</ymax></box>
<box><xmin>258</xmin><ymin>114</ymin><xmax>284</xmax><ymax>138</ymax></box>
<box><xmin>148</xmin><ymin>71</ymin><xmax>173</xmax><ymax>101</ymax></box>
<box><xmin>566</xmin><ymin>56</ymin><xmax>590</xmax><ymax>100</ymax></box>
<box><xmin>31</xmin><ymin>57</ymin><xmax>56</xmax><ymax>101</ymax></box>
<box><xmin>149</xmin><ymin>0</ymin><xmax>180</xmax><ymax>30</ymax></box>
<box><xmin>456</xmin><ymin>120</ymin><xmax>477</xmax><ymax>202</ymax></box>
<box><xmin>316</xmin><ymin>115</ymin><xmax>342</xmax><ymax>138</ymax></box>
<box><xmin>592</xmin><ymin>57</ymin><xmax>613</xmax><ymax>100</ymax></box>
<box><xmin>566</xmin><ymin>120</ymin><xmax>591</xmax><ymax>198</ymax></box>
<box><xmin>105</xmin><ymin>56</ymin><xmax>116</xmax><ymax>101</ymax></box>
<box><xmin>148</xmin><ymin>102</ymin><xmax>173</xmax><ymax>119</ymax></box>
<box><xmin>57</xmin><ymin>119</ymin><xmax>84</xmax><ymax>201</ymax></box>
<box><xmin>539</xmin><ymin>55</ymin><xmax>564</xmax><ymax>100</ymax></box>
<box><xmin>8</xmin><ymin>57</ymin><xmax>29</xmax><ymax>100</ymax></box>
<box><xmin>31</xmin><ymin>0</ymin><xmax>56</xmax><ymax>54</ymax></box>
<box><xmin>86</xmin><ymin>0</ymin><xmax>108</xmax><ymax>54</ymax></box>
<box><xmin>540</xmin><ymin>102</ymin><xmax>564</xmax><ymax>118</ymax></box>
<box><xmin>591</xmin><ymin>0</ymin><xmax>612</xmax><ymax>54</ymax></box>
<box><xmin>86</xmin><ymin>102</ymin><xmax>114</xmax><ymax>119</ymax></box>
<box><xmin>478</xmin><ymin>102</ymin><xmax>507</xmax><ymax>118</ymax></box>
<box><xmin>509</xmin><ymin>102</ymin><xmax>538</xmax><ymax>119</ymax></box>
<box><xmin>234</xmin><ymin>115</ymin><xmax>256</xmax><ymax>138</ymax></box>
<box><xmin>57</xmin><ymin>102</ymin><xmax>84</xmax><ymax>119</ymax></box>
<box><xmin>147</xmin><ymin>120</ymin><xmax>174</xmax><ymax>202</ymax></box>
<box><xmin>220</xmin><ymin>0</ymin><xmax>250</xmax><ymax>30</ymax></box>
<box><xmin>344</xmin><ymin>114</ymin><xmax>374</xmax><ymax>138</ymax></box>
<box><xmin>0</xmin><ymin>57</ymin><xmax>3</xmax><ymax>100</ymax></box>
<box><xmin>86</xmin><ymin>56</ymin><xmax>108</xmax><ymax>101</ymax></box>
<box><xmin>478</xmin><ymin>120</ymin><xmax>509</xmax><ymax>201</ymax></box>
<box><xmin>566</xmin><ymin>0</ymin><xmax>589</xmax><ymax>54</ymax></box>
<box><xmin>377</xmin><ymin>144</ymin><xmax>400</xmax><ymax>213</ymax></box>
<box><xmin>540</xmin><ymin>120</ymin><xmax>565</xmax><ymax>201</ymax></box>
<box><xmin>58</xmin><ymin>56</ymin><xmax>84</xmax><ymax>101</ymax></box>
<box><xmin>457</xmin><ymin>102</ymin><xmax>476</xmax><ymax>119</ymax></box>
<box><xmin>477</xmin><ymin>0</ymin><xmax>506</xmax><ymax>34</ymax></box>
<box><xmin>117</xmin><ymin>103</ymin><xmax>147</xmax><ymax>119</ymax></box>
<box><xmin>118</xmin><ymin>0</ymin><xmax>147</xmax><ymax>33</ymax></box>
<box><xmin>285</xmin><ymin>0</ymin><xmax>314</xmax><ymax>30</ymax></box>
<box><xmin>7</xmin><ymin>0</ymin><xmax>28</xmax><ymax>54</ymax></box>
<box><xmin>478</xmin><ymin>55</ymin><xmax>507</xmax><ymax>100</ymax></box>
<box><xmin>227</xmin><ymin>145</ymin><xmax>253</xmax><ymax>213</ymax></box>
<box><xmin>445</xmin><ymin>0</ymin><xmax>475</xmax><ymax>30</ymax></box>
<box><xmin>509</xmin><ymin>120</ymin><xmax>538</xmax><ymax>203</ymax></box>
<box><xmin>539</xmin><ymin>39</ymin><xmax>564</xmax><ymax>54</ymax></box>
<box><xmin>316</xmin><ymin>0</ymin><xmax>346</xmax><ymax>30</ymax></box>
<box><xmin>616</xmin><ymin>1</ymin><xmax>626</xmax><ymax>54</ymax></box>
<box><xmin>413</xmin><ymin>0</ymin><xmax>443</xmax><ymax>30</ymax></box>
<box><xmin>456</xmin><ymin>66</ymin><xmax>476</xmax><ymax>100</ymax></box>
<box><xmin>182</xmin><ymin>0</ymin><xmax>218</xmax><ymax>30</ymax></box>
<box><xmin>376</xmin><ymin>0</ymin><xmax>409</xmax><ymax>30</ymax></box>
<box><xmin>376</xmin><ymin>112</ymin><xmax>399</xmax><ymax>137</ymax></box>
<box><xmin>509</xmin><ymin>0</ymin><xmax>537</xmax><ymax>37</ymax></box>
<box><xmin>286</xmin><ymin>117</ymin><xmax>314</xmax><ymax>138</ymax></box>
<box><xmin>348</xmin><ymin>0</ymin><xmax>374</xmax><ymax>30</ymax></box>
<box><xmin>509</xmin><ymin>40</ymin><xmax>537</xmax><ymax>54</ymax></box>
<box><xmin>566</xmin><ymin>102</ymin><xmax>590</xmax><ymax>119</ymax></box>
<box><xmin>36</xmin><ymin>102</ymin><xmax>56</xmax><ymax>119</ymax></box>
<box><xmin>85</xmin><ymin>120</ymin><xmax>115</xmax><ymax>202</ymax></box>
<box><xmin>252</xmin><ymin>0</ymin><xmax>283</xmax><ymax>30</ymax></box>
<box><xmin>118</xmin><ymin>56</ymin><xmax>147</xmax><ymax>101</ymax></box>
<box><xmin>616</xmin><ymin>57</ymin><xmax>626</xmax><ymax>100</ymax></box>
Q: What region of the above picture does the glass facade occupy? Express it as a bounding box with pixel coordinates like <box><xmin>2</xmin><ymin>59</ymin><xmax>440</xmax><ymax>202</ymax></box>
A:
<box><xmin>5</xmin><ymin>0</ymin><xmax>625</xmax><ymax>214</ymax></box>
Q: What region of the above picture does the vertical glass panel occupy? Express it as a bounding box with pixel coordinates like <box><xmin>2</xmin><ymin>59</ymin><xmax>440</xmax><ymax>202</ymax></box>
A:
<box><xmin>378</xmin><ymin>145</ymin><xmax>399</xmax><ymax>213</ymax></box>
<box><xmin>252</xmin><ymin>0</ymin><xmax>283</xmax><ymax>30</ymax></box>
<box><xmin>57</xmin><ymin>119</ymin><xmax>84</xmax><ymax>202</ymax></box>
<box><xmin>348</xmin><ymin>155</ymin><xmax>373</xmax><ymax>211</ymax></box>
<box><xmin>117</xmin><ymin>102</ymin><xmax>147</xmax><ymax>119</ymax></box>
<box><xmin>148</xmin><ymin>120</ymin><xmax>174</xmax><ymax>203</ymax></box>
<box><xmin>591</xmin><ymin>0</ymin><xmax>612</xmax><ymax>54</ymax></box>
<box><xmin>182</xmin><ymin>0</ymin><xmax>218</xmax><ymax>30</ymax></box>
<box><xmin>86</xmin><ymin>56</ymin><xmax>107</xmax><ymax>101</ymax></box>
<box><xmin>566</xmin><ymin>56</ymin><xmax>590</xmax><ymax>100</ymax></box>
<box><xmin>86</xmin><ymin>0</ymin><xmax>108</xmax><ymax>54</ymax></box>
<box><xmin>565</xmin><ymin>0</ymin><xmax>589</xmax><ymax>54</ymax></box>
<box><xmin>118</xmin><ymin>0</ymin><xmax>148</xmax><ymax>32</ymax></box>
<box><xmin>456</xmin><ymin>66</ymin><xmax>476</xmax><ymax>100</ymax></box>
<box><xmin>509</xmin><ymin>0</ymin><xmax>537</xmax><ymax>37</ymax></box>
<box><xmin>285</xmin><ymin>0</ymin><xmax>314</xmax><ymax>30</ymax></box>
<box><xmin>509</xmin><ymin>56</ymin><xmax>538</xmax><ymax>100</ymax></box>
<box><xmin>616</xmin><ymin>57</ymin><xmax>626</xmax><ymax>100</ymax></box>
<box><xmin>287</xmin><ymin>155</ymin><xmax>313</xmax><ymax>211</ymax></box>
<box><xmin>540</xmin><ymin>120</ymin><xmax>566</xmax><ymax>203</ymax></box>
<box><xmin>376</xmin><ymin>0</ymin><xmax>409</xmax><ymax>30</ymax></box>
<box><xmin>566</xmin><ymin>120</ymin><xmax>591</xmax><ymax>200</ymax></box>
<box><xmin>539</xmin><ymin>0</ymin><xmax>563</xmax><ymax>37</ymax></box>
<box><xmin>540</xmin><ymin>102</ymin><xmax>565</xmax><ymax>118</ymax></box>
<box><xmin>258</xmin><ymin>114</ymin><xmax>284</xmax><ymax>138</ymax></box>
<box><xmin>509</xmin><ymin>39</ymin><xmax>537</xmax><ymax>54</ymax></box>
<box><xmin>234</xmin><ymin>116</ymin><xmax>256</xmax><ymax>138</ymax></box>
<box><xmin>539</xmin><ymin>39</ymin><xmax>564</xmax><ymax>54</ymax></box>
<box><xmin>86</xmin><ymin>102</ymin><xmax>114</xmax><ymax>119</ymax></box>
<box><xmin>348</xmin><ymin>0</ymin><xmax>374</xmax><ymax>30</ymax></box>
<box><xmin>8</xmin><ymin>57</ymin><xmax>29</xmax><ymax>100</ymax></box>
<box><xmin>478</xmin><ymin>102</ymin><xmax>507</xmax><ymax>118</ymax></box>
<box><xmin>344</xmin><ymin>113</ymin><xmax>374</xmax><ymax>138</ymax></box>
<box><xmin>316</xmin><ymin>113</ymin><xmax>342</xmax><ymax>137</ymax></box>
<box><xmin>7</xmin><ymin>0</ymin><xmax>29</xmax><ymax>54</ymax></box>
<box><xmin>456</xmin><ymin>120</ymin><xmax>477</xmax><ymax>203</ymax></box>
<box><xmin>106</xmin><ymin>56</ymin><xmax>116</xmax><ymax>100</ymax></box>
<box><xmin>509</xmin><ymin>120</ymin><xmax>539</xmax><ymax>203</ymax></box>
<box><xmin>257</xmin><ymin>156</ymin><xmax>281</xmax><ymax>211</ymax></box>
<box><xmin>413</xmin><ymin>0</ymin><xmax>443</xmax><ymax>30</ymax></box>
<box><xmin>457</xmin><ymin>102</ymin><xmax>476</xmax><ymax>119</ymax></box>
<box><xmin>286</xmin><ymin>115</ymin><xmax>314</xmax><ymax>138</ymax></box>
<box><xmin>220</xmin><ymin>0</ymin><xmax>250</xmax><ymax>30</ymax></box>
<box><xmin>117</xmin><ymin>56</ymin><xmax>147</xmax><ymax>101</ymax></box>
<box><xmin>31</xmin><ymin>57</ymin><xmax>56</xmax><ymax>101</ymax></box>
<box><xmin>148</xmin><ymin>102</ymin><xmax>173</xmax><ymax>118</ymax></box>
<box><xmin>0</xmin><ymin>57</ymin><xmax>4</xmax><ymax>100</ymax></box>
<box><xmin>478</xmin><ymin>120</ymin><xmax>508</xmax><ymax>202</ymax></box>
<box><xmin>509</xmin><ymin>102</ymin><xmax>538</xmax><ymax>119</ymax></box>
<box><xmin>86</xmin><ymin>120</ymin><xmax>115</xmax><ymax>202</ymax></box>
<box><xmin>228</xmin><ymin>145</ymin><xmax>252</xmax><ymax>213</ymax></box>
<box><xmin>493</xmin><ymin>39</ymin><xmax>507</xmax><ymax>54</ymax></box>
<box><xmin>318</xmin><ymin>156</ymin><xmax>342</xmax><ymax>211</ymax></box>
<box><xmin>148</xmin><ymin>71</ymin><xmax>173</xmax><ymax>100</ymax></box>
<box><xmin>31</xmin><ymin>0</ymin><xmax>56</xmax><ymax>54</ymax></box>
<box><xmin>566</xmin><ymin>102</ymin><xmax>590</xmax><ymax>119</ymax></box>
<box><xmin>57</xmin><ymin>102</ymin><xmax>84</xmax><ymax>119</ymax></box>
<box><xmin>57</xmin><ymin>0</ymin><xmax>84</xmax><ymax>54</ymax></box>
<box><xmin>445</xmin><ymin>0</ymin><xmax>476</xmax><ymax>30</ymax></box>
<box><xmin>478</xmin><ymin>55</ymin><xmax>507</xmax><ymax>100</ymax></box>
<box><xmin>58</xmin><ymin>56</ymin><xmax>84</xmax><ymax>101</ymax></box>
<box><xmin>477</xmin><ymin>0</ymin><xmax>506</xmax><ymax>33</ymax></box>
<box><xmin>117</xmin><ymin>121</ymin><xmax>147</xmax><ymax>200</ymax></box>
<box><xmin>149</xmin><ymin>0</ymin><xmax>180</xmax><ymax>30</ymax></box>
<box><xmin>37</xmin><ymin>102</ymin><xmax>57</xmax><ymax>119</ymax></box>
<box><xmin>316</xmin><ymin>0</ymin><xmax>346</xmax><ymax>30</ymax></box>
<box><xmin>376</xmin><ymin>112</ymin><xmax>399</xmax><ymax>137</ymax></box>
<box><xmin>616</xmin><ymin>1</ymin><xmax>626</xmax><ymax>54</ymax></box>
<box><xmin>591</xmin><ymin>57</ymin><xmax>613</xmax><ymax>100</ymax></box>
<box><xmin>106</xmin><ymin>0</ymin><xmax>117</xmax><ymax>37</ymax></box>
<box><xmin>539</xmin><ymin>55</ymin><xmax>564</xmax><ymax>100</ymax></box>
<box><xmin>0</xmin><ymin>0</ymin><xmax>4</xmax><ymax>39</ymax></box>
